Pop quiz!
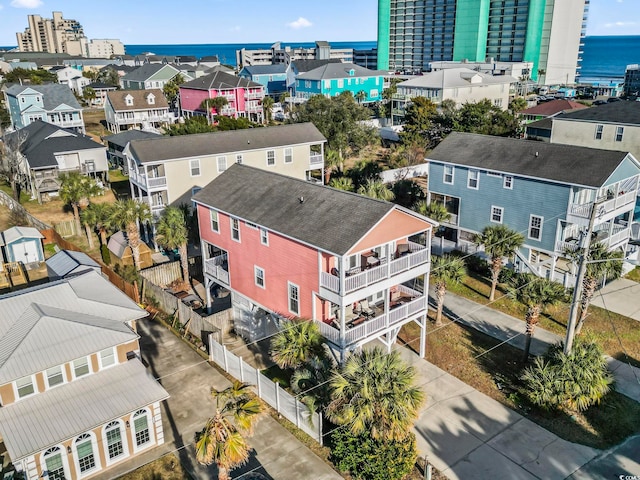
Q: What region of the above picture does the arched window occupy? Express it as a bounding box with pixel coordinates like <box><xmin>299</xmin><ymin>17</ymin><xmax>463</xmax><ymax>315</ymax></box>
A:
<box><xmin>42</xmin><ymin>446</ymin><xmax>67</xmax><ymax>480</ymax></box>
<box><xmin>104</xmin><ymin>421</ymin><xmax>125</xmax><ymax>461</ymax></box>
<box><xmin>74</xmin><ymin>433</ymin><xmax>98</xmax><ymax>475</ymax></box>
<box><xmin>132</xmin><ymin>409</ymin><xmax>152</xmax><ymax>448</ymax></box>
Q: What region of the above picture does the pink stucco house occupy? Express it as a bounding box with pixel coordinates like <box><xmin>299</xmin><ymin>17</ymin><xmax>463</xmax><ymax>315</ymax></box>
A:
<box><xmin>193</xmin><ymin>165</ymin><xmax>436</xmax><ymax>361</ymax></box>
<box><xmin>179</xmin><ymin>70</ymin><xmax>265</xmax><ymax>123</ymax></box>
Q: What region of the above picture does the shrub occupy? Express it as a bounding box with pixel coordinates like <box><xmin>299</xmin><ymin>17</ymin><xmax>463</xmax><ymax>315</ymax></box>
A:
<box><xmin>100</xmin><ymin>244</ymin><xmax>111</xmax><ymax>264</ymax></box>
<box><xmin>330</xmin><ymin>429</ymin><xmax>417</xmax><ymax>480</ymax></box>
<box><xmin>465</xmin><ymin>254</ymin><xmax>490</xmax><ymax>277</ymax></box>
<box><xmin>520</xmin><ymin>338</ymin><xmax>614</xmax><ymax>413</ymax></box>
<box><xmin>498</xmin><ymin>266</ymin><xmax>517</xmax><ymax>284</ymax></box>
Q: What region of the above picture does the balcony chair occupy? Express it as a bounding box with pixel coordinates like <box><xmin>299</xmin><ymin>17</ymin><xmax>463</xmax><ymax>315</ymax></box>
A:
<box><xmin>359</xmin><ymin>299</ymin><xmax>375</xmax><ymax>318</ymax></box>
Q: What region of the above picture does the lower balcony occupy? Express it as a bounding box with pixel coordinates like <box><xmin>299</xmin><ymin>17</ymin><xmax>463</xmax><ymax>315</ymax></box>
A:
<box><xmin>204</xmin><ymin>253</ymin><xmax>229</xmax><ymax>286</ymax></box>
<box><xmin>316</xmin><ymin>285</ymin><xmax>427</xmax><ymax>348</ymax></box>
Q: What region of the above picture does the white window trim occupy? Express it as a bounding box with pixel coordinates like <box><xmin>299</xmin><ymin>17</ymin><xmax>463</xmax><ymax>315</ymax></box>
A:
<box><xmin>102</xmin><ymin>420</ymin><xmax>129</xmax><ymax>466</ymax></box>
<box><xmin>528</xmin><ymin>214</ymin><xmax>544</xmax><ymax>241</ymax></box>
<box><xmin>266</xmin><ymin>150</ymin><xmax>276</xmax><ymax>167</ymax></box>
<box><xmin>217</xmin><ymin>155</ymin><xmax>227</xmax><ymax>173</ymax></box>
<box><xmin>74</xmin><ymin>432</ymin><xmax>101</xmax><ymax>477</ymax></box>
<box><xmin>245</xmin><ymin>221</ymin><xmax>258</xmax><ymax>229</ymax></box>
<box><xmin>210</xmin><ymin>210</ymin><xmax>219</xmax><ymax>233</ymax></box>
<box><xmin>595</xmin><ymin>124</ymin><xmax>603</xmax><ymax>140</ymax></box>
<box><xmin>131</xmin><ymin>409</ymin><xmax>155</xmax><ymax>454</ymax></box>
<box><xmin>288</xmin><ymin>281</ymin><xmax>300</xmax><ymax>316</ymax></box>
<box><xmin>41</xmin><ymin>446</ymin><xmax>71</xmax><ymax>480</ymax></box>
<box><xmin>14</xmin><ymin>374</ymin><xmax>37</xmax><ymax>400</ymax></box>
<box><xmin>467</xmin><ymin>169</ymin><xmax>479</xmax><ymax>190</ymax></box>
<box><xmin>254</xmin><ymin>266</ymin><xmax>265</xmax><ymax>289</ymax></box>
<box><xmin>45</xmin><ymin>365</ymin><xmax>66</xmax><ymax>390</ymax></box>
<box><xmin>72</xmin><ymin>356</ymin><xmax>92</xmax><ymax>380</ymax></box>
<box><xmin>503</xmin><ymin>175</ymin><xmax>513</xmax><ymax>189</ymax></box>
<box><xmin>231</xmin><ymin>217</ymin><xmax>241</xmax><ymax>242</ymax></box>
<box><xmin>490</xmin><ymin>205</ymin><xmax>504</xmax><ymax>224</ymax></box>
<box><xmin>260</xmin><ymin>228</ymin><xmax>269</xmax><ymax>245</ymax></box>
<box><xmin>190</xmin><ymin>158</ymin><xmax>201</xmax><ymax>177</ymax></box>
<box><xmin>99</xmin><ymin>347</ymin><xmax>117</xmax><ymax>370</ymax></box>
<box><xmin>443</xmin><ymin>165</ymin><xmax>454</xmax><ymax>184</ymax></box>
<box><xmin>615</xmin><ymin>126</ymin><xmax>624</xmax><ymax>142</ymax></box>
<box><xmin>284</xmin><ymin>148</ymin><xmax>293</xmax><ymax>164</ymax></box>
<box><xmin>236</xmin><ymin>154</ymin><xmax>243</xmax><ymax>164</ymax></box>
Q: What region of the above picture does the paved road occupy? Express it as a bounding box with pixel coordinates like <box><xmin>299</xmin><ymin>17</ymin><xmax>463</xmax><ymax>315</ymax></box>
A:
<box><xmin>97</xmin><ymin>318</ymin><xmax>341</xmax><ymax>480</ymax></box>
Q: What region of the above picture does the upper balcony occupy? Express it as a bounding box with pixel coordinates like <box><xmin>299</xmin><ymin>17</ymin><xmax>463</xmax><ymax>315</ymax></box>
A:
<box><xmin>316</xmin><ymin>284</ymin><xmax>427</xmax><ymax>348</ymax></box>
<box><xmin>320</xmin><ymin>240</ymin><xmax>429</xmax><ymax>297</ymax></box>
<box><xmin>204</xmin><ymin>252</ymin><xmax>230</xmax><ymax>286</ymax></box>
<box><xmin>245</xmin><ymin>91</ymin><xmax>263</xmax><ymax>100</ymax></box>
<box><xmin>129</xmin><ymin>166</ymin><xmax>167</xmax><ymax>192</ymax></box>
<box><xmin>567</xmin><ymin>177</ymin><xmax>639</xmax><ymax>226</ymax></box>
<box><xmin>309</xmin><ymin>153</ymin><xmax>324</xmax><ymax>168</ymax></box>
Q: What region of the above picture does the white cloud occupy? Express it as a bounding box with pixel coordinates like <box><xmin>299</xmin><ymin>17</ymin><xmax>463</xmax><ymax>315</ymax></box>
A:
<box><xmin>10</xmin><ymin>0</ymin><xmax>43</xmax><ymax>8</ymax></box>
<box><xmin>287</xmin><ymin>17</ymin><xmax>312</xmax><ymax>29</ymax></box>
<box><xmin>604</xmin><ymin>21</ymin><xmax>636</xmax><ymax>27</ymax></box>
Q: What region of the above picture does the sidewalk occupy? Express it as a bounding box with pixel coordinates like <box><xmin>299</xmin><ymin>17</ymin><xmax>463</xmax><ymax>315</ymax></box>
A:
<box><xmin>431</xmin><ymin>288</ymin><xmax>640</xmax><ymax>402</ymax></box>
<box><xmin>97</xmin><ymin>318</ymin><xmax>341</xmax><ymax>480</ymax></box>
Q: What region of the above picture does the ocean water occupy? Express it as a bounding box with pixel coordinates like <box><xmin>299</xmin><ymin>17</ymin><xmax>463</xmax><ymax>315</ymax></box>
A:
<box><xmin>1</xmin><ymin>36</ymin><xmax>638</xmax><ymax>82</ymax></box>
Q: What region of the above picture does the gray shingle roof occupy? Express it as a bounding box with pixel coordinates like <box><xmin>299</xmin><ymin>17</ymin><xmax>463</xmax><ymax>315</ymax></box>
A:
<box><xmin>5</xmin><ymin>83</ymin><xmax>82</xmax><ymax>110</ymax></box>
<box><xmin>121</xmin><ymin>63</ymin><xmax>177</xmax><ymax>82</ymax></box>
<box><xmin>106</xmin><ymin>89</ymin><xmax>169</xmax><ymax>112</ymax></box>
<box><xmin>297</xmin><ymin>62</ymin><xmax>382</xmax><ymax>80</ymax></box>
<box><xmin>192</xmin><ymin>164</ymin><xmax>396</xmax><ymax>255</ymax></box>
<box><xmin>0</xmin><ymin>359</ymin><xmax>169</xmax><ymax>460</ymax></box>
<box><xmin>103</xmin><ymin>129</ymin><xmax>160</xmax><ymax>148</ymax></box>
<box><xmin>4</xmin><ymin>120</ymin><xmax>104</xmax><ymax>169</ymax></box>
<box><xmin>292</xmin><ymin>59</ymin><xmax>342</xmax><ymax>73</ymax></box>
<box><xmin>554</xmin><ymin>100</ymin><xmax>640</xmax><ymax>125</ymax></box>
<box><xmin>242</xmin><ymin>64</ymin><xmax>288</xmax><ymax>75</ymax></box>
<box><xmin>428</xmin><ymin>132</ymin><xmax>633</xmax><ymax>188</ymax></box>
<box><xmin>128</xmin><ymin>122</ymin><xmax>326</xmax><ymax>164</ymax></box>
<box><xmin>0</xmin><ymin>270</ymin><xmax>146</xmax><ymax>384</ymax></box>
<box><xmin>180</xmin><ymin>70</ymin><xmax>262</xmax><ymax>90</ymax></box>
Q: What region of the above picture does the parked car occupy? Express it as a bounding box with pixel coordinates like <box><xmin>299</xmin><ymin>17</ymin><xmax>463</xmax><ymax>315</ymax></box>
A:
<box><xmin>593</xmin><ymin>99</ymin><xmax>608</xmax><ymax>105</ymax></box>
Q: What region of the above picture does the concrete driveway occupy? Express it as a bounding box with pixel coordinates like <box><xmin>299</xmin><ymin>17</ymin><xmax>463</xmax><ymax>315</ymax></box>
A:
<box><xmin>591</xmin><ymin>278</ymin><xmax>640</xmax><ymax>321</ymax></box>
<box><xmin>97</xmin><ymin>318</ymin><xmax>341</xmax><ymax>480</ymax></box>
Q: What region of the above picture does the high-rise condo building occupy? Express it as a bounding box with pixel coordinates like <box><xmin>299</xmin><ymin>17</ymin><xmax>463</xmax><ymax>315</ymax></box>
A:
<box><xmin>377</xmin><ymin>0</ymin><xmax>589</xmax><ymax>85</ymax></box>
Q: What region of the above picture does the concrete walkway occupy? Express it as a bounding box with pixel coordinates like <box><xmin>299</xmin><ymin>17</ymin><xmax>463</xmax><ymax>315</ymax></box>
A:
<box><xmin>431</xmin><ymin>288</ymin><xmax>640</xmax><ymax>402</ymax></box>
<box><xmin>591</xmin><ymin>278</ymin><xmax>640</xmax><ymax>321</ymax></box>
<box><xmin>390</xmin><ymin>344</ymin><xmax>600</xmax><ymax>480</ymax></box>
<box><xmin>97</xmin><ymin>318</ymin><xmax>341</xmax><ymax>480</ymax></box>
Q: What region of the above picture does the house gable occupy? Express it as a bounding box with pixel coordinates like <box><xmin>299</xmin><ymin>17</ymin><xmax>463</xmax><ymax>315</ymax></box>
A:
<box><xmin>602</xmin><ymin>154</ymin><xmax>640</xmax><ymax>186</ymax></box>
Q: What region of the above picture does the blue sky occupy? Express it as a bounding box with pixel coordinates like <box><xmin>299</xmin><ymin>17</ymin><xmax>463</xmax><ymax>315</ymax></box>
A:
<box><xmin>0</xmin><ymin>0</ymin><xmax>638</xmax><ymax>46</ymax></box>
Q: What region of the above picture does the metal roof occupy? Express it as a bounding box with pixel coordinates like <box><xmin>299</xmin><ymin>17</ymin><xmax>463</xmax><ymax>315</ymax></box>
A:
<box><xmin>2</xmin><ymin>226</ymin><xmax>43</xmax><ymax>244</ymax></box>
<box><xmin>0</xmin><ymin>359</ymin><xmax>169</xmax><ymax>461</ymax></box>
<box><xmin>428</xmin><ymin>132</ymin><xmax>634</xmax><ymax>188</ymax></box>
<box><xmin>297</xmin><ymin>62</ymin><xmax>384</xmax><ymax>80</ymax></box>
<box><xmin>397</xmin><ymin>68</ymin><xmax>516</xmax><ymax>89</ymax></box>
<box><xmin>45</xmin><ymin>250</ymin><xmax>101</xmax><ymax>279</ymax></box>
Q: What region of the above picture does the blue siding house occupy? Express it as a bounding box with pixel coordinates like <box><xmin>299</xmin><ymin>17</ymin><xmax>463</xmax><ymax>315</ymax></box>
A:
<box><xmin>427</xmin><ymin>132</ymin><xmax>640</xmax><ymax>284</ymax></box>
<box><xmin>294</xmin><ymin>63</ymin><xmax>384</xmax><ymax>103</ymax></box>
<box><xmin>238</xmin><ymin>64</ymin><xmax>288</xmax><ymax>97</ymax></box>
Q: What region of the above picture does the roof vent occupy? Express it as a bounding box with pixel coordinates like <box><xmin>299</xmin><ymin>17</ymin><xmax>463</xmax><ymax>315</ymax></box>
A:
<box><xmin>299</xmin><ymin>196</ymin><xmax>304</xmax><ymax>204</ymax></box>
<box><xmin>535</xmin><ymin>151</ymin><xmax>539</xmax><ymax>157</ymax></box>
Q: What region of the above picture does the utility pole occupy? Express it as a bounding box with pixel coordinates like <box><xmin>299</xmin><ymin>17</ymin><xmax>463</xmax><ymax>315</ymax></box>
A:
<box><xmin>564</xmin><ymin>199</ymin><xmax>601</xmax><ymax>354</ymax></box>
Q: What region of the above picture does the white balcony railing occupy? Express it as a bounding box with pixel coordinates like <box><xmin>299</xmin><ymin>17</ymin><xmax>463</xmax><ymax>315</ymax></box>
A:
<box><xmin>320</xmin><ymin>242</ymin><xmax>429</xmax><ymax>295</ymax></box>
<box><xmin>316</xmin><ymin>295</ymin><xmax>428</xmax><ymax>346</ymax></box>
<box><xmin>147</xmin><ymin>176</ymin><xmax>167</xmax><ymax>188</ymax></box>
<box><xmin>569</xmin><ymin>191</ymin><xmax>636</xmax><ymax>219</ymax></box>
<box><xmin>130</xmin><ymin>171</ymin><xmax>166</xmax><ymax>190</ymax></box>
<box><xmin>309</xmin><ymin>154</ymin><xmax>323</xmax><ymax>165</ymax></box>
<box><xmin>204</xmin><ymin>254</ymin><xmax>229</xmax><ymax>285</ymax></box>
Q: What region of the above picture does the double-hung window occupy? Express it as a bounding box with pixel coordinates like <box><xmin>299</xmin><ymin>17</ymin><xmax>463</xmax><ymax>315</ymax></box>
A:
<box><xmin>133</xmin><ymin>410</ymin><xmax>151</xmax><ymax>448</ymax></box>
<box><xmin>595</xmin><ymin>124</ymin><xmax>603</xmax><ymax>140</ymax></box>
<box><xmin>266</xmin><ymin>150</ymin><xmax>275</xmax><ymax>166</ymax></box>
<box><xmin>236</xmin><ymin>154</ymin><xmax>243</xmax><ymax>164</ymax></box>
<box><xmin>46</xmin><ymin>366</ymin><xmax>64</xmax><ymax>388</ymax></box>
<box><xmin>231</xmin><ymin>218</ymin><xmax>240</xmax><ymax>241</ymax></box>
<box><xmin>503</xmin><ymin>175</ymin><xmax>513</xmax><ymax>189</ymax></box>
<box><xmin>444</xmin><ymin>165</ymin><xmax>454</xmax><ymax>184</ymax></box>
<box><xmin>16</xmin><ymin>375</ymin><xmax>35</xmax><ymax>398</ymax></box>
<box><xmin>260</xmin><ymin>228</ymin><xmax>268</xmax><ymax>245</ymax></box>
<box><xmin>288</xmin><ymin>282</ymin><xmax>300</xmax><ymax>315</ymax></box>
<box><xmin>100</xmin><ymin>347</ymin><xmax>116</xmax><ymax>369</ymax></box>
<box><xmin>529</xmin><ymin>215</ymin><xmax>543</xmax><ymax>240</ymax></box>
<box><xmin>73</xmin><ymin>356</ymin><xmax>90</xmax><ymax>378</ymax></box>
<box><xmin>210</xmin><ymin>210</ymin><xmax>219</xmax><ymax>232</ymax></box>
<box><xmin>467</xmin><ymin>169</ymin><xmax>479</xmax><ymax>189</ymax></box>
<box><xmin>284</xmin><ymin>148</ymin><xmax>293</xmax><ymax>164</ymax></box>
<box><xmin>491</xmin><ymin>206</ymin><xmax>504</xmax><ymax>223</ymax></box>
<box><xmin>190</xmin><ymin>158</ymin><xmax>201</xmax><ymax>176</ymax></box>
<box><xmin>255</xmin><ymin>266</ymin><xmax>265</xmax><ymax>288</ymax></box>
<box><xmin>217</xmin><ymin>156</ymin><xmax>227</xmax><ymax>172</ymax></box>
<box><xmin>75</xmin><ymin>434</ymin><xmax>97</xmax><ymax>473</ymax></box>
<box><xmin>105</xmin><ymin>422</ymin><xmax>125</xmax><ymax>460</ymax></box>
<box><xmin>615</xmin><ymin>126</ymin><xmax>624</xmax><ymax>142</ymax></box>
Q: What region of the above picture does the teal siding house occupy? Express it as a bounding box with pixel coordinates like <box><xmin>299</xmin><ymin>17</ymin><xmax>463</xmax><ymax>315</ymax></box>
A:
<box><xmin>294</xmin><ymin>63</ymin><xmax>384</xmax><ymax>103</ymax></box>
<box><xmin>238</xmin><ymin>65</ymin><xmax>288</xmax><ymax>97</ymax></box>
<box><xmin>427</xmin><ymin>132</ymin><xmax>640</xmax><ymax>285</ymax></box>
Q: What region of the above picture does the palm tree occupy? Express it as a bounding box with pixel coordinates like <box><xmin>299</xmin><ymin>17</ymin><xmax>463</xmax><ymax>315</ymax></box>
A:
<box><xmin>329</xmin><ymin>177</ymin><xmax>354</xmax><ymax>192</ymax></box>
<box><xmin>323</xmin><ymin>148</ymin><xmax>341</xmax><ymax>184</ymax></box>
<box><xmin>357</xmin><ymin>179</ymin><xmax>395</xmax><ymax>201</ymax></box>
<box><xmin>509</xmin><ymin>273</ymin><xmax>566</xmax><ymax>362</ymax></box>
<box><xmin>567</xmin><ymin>242</ymin><xmax>623</xmax><ymax>335</ymax></box>
<box><xmin>108</xmin><ymin>200</ymin><xmax>152</xmax><ymax>271</ymax></box>
<box><xmin>200</xmin><ymin>96</ymin><xmax>229</xmax><ymax>124</ymax></box>
<box><xmin>473</xmin><ymin>225</ymin><xmax>525</xmax><ymax>301</ymax></box>
<box><xmin>155</xmin><ymin>206</ymin><xmax>190</xmax><ymax>286</ymax></box>
<box><xmin>355</xmin><ymin>90</ymin><xmax>367</xmax><ymax>104</ymax></box>
<box><xmin>327</xmin><ymin>347</ymin><xmax>424</xmax><ymax>441</ymax></box>
<box><xmin>59</xmin><ymin>172</ymin><xmax>102</xmax><ymax>237</ymax></box>
<box><xmin>262</xmin><ymin>96</ymin><xmax>274</xmax><ymax>123</ymax></box>
<box><xmin>415</xmin><ymin>201</ymin><xmax>451</xmax><ymax>237</ymax></box>
<box><xmin>81</xmin><ymin>202</ymin><xmax>113</xmax><ymax>246</ymax></box>
<box><xmin>290</xmin><ymin>354</ymin><xmax>333</xmax><ymax>414</ymax></box>
<box><xmin>270</xmin><ymin>320</ymin><xmax>326</xmax><ymax>370</ymax></box>
<box><xmin>195</xmin><ymin>381</ymin><xmax>264</xmax><ymax>480</ymax></box>
<box><xmin>431</xmin><ymin>255</ymin><xmax>466</xmax><ymax>326</ymax></box>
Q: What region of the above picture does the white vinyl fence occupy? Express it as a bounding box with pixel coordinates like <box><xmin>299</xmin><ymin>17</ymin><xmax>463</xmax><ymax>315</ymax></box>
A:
<box><xmin>209</xmin><ymin>338</ymin><xmax>323</xmax><ymax>444</ymax></box>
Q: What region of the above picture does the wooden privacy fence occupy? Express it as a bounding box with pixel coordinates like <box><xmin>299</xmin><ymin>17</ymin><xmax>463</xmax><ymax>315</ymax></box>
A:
<box><xmin>0</xmin><ymin>190</ymin><xmax>51</xmax><ymax>230</ymax></box>
<box><xmin>52</xmin><ymin>219</ymin><xmax>78</xmax><ymax>238</ymax></box>
<box><xmin>209</xmin><ymin>338</ymin><xmax>323</xmax><ymax>445</ymax></box>
<box><xmin>140</xmin><ymin>261</ymin><xmax>182</xmax><ymax>287</ymax></box>
<box><xmin>143</xmin><ymin>280</ymin><xmax>232</xmax><ymax>340</ymax></box>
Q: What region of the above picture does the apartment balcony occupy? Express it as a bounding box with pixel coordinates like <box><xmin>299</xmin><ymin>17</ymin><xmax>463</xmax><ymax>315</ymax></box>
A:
<box><xmin>204</xmin><ymin>253</ymin><xmax>230</xmax><ymax>286</ymax></box>
<box><xmin>567</xmin><ymin>191</ymin><xmax>636</xmax><ymax>225</ymax></box>
<box><xmin>555</xmin><ymin>222</ymin><xmax>630</xmax><ymax>253</ymax></box>
<box><xmin>245</xmin><ymin>92</ymin><xmax>263</xmax><ymax>100</ymax></box>
<box><xmin>245</xmin><ymin>104</ymin><xmax>263</xmax><ymax>113</ymax></box>
<box><xmin>320</xmin><ymin>241</ymin><xmax>429</xmax><ymax>297</ymax></box>
<box><xmin>52</xmin><ymin>119</ymin><xmax>84</xmax><ymax>129</ymax></box>
<box><xmin>317</xmin><ymin>285</ymin><xmax>427</xmax><ymax>348</ymax></box>
<box><xmin>129</xmin><ymin>170</ymin><xmax>167</xmax><ymax>192</ymax></box>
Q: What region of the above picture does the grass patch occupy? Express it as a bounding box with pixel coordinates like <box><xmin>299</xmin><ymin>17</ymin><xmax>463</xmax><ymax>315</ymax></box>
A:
<box><xmin>399</xmin><ymin>318</ymin><xmax>640</xmax><ymax>449</ymax></box>
<box><xmin>443</xmin><ymin>271</ymin><xmax>640</xmax><ymax>367</ymax></box>
<box><xmin>109</xmin><ymin>169</ymin><xmax>132</xmax><ymax>200</ymax></box>
<box><xmin>115</xmin><ymin>453</ymin><xmax>189</xmax><ymax>480</ymax></box>
<box><xmin>43</xmin><ymin>242</ymin><xmax>58</xmax><ymax>258</ymax></box>
<box><xmin>625</xmin><ymin>267</ymin><xmax>640</xmax><ymax>283</ymax></box>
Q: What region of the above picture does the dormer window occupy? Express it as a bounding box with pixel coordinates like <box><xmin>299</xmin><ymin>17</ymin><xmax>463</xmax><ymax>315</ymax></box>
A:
<box><xmin>125</xmin><ymin>95</ymin><xmax>134</xmax><ymax>106</ymax></box>
<box><xmin>349</xmin><ymin>69</ymin><xmax>355</xmax><ymax>76</ymax></box>
<box><xmin>147</xmin><ymin>94</ymin><xmax>155</xmax><ymax>105</ymax></box>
